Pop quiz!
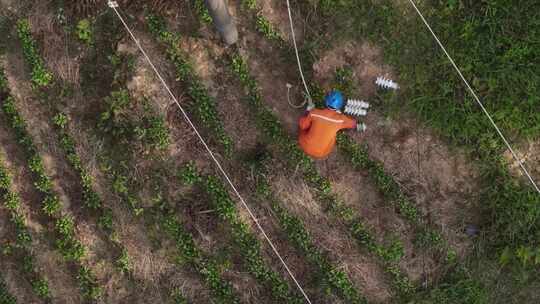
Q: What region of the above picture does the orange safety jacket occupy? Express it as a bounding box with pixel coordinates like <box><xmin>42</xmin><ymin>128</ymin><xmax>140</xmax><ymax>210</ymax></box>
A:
<box><xmin>298</xmin><ymin>108</ymin><xmax>357</xmax><ymax>159</ymax></box>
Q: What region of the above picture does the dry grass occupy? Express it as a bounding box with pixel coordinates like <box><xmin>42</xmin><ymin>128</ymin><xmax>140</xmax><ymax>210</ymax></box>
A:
<box><xmin>28</xmin><ymin>2</ymin><xmax>80</xmax><ymax>85</ymax></box>
<box><xmin>270</xmin><ymin>172</ymin><xmax>393</xmax><ymax>303</ymax></box>
<box><xmin>313</xmin><ymin>41</ymin><xmax>394</xmax><ymax>97</ymax></box>
<box><xmin>351</xmin><ymin>111</ymin><xmax>477</xmax><ymax>257</ymax></box>
<box><xmin>66</xmin><ymin>0</ymin><xmax>181</xmax><ymax>18</ymax></box>
<box><xmin>0</xmin><ymin>134</ymin><xmax>82</xmax><ymax>303</ymax></box>
<box><xmin>504</xmin><ymin>140</ymin><xmax>540</xmax><ymax>182</ymax></box>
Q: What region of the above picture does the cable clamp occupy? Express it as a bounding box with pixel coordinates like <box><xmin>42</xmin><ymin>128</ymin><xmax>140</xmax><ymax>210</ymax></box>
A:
<box><xmin>107</xmin><ymin>1</ymin><xmax>119</xmax><ymax>8</ymax></box>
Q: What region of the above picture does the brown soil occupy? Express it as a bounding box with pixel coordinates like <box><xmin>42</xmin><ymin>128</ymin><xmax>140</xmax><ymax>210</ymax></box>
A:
<box><xmin>352</xmin><ymin>112</ymin><xmax>477</xmax><ymax>257</ymax></box>
<box><xmin>0</xmin><ymin>211</ymin><xmax>43</xmax><ymax>304</ymax></box>
<box><xmin>239</xmin><ymin>36</ymin><xmax>304</xmax><ymax>133</ymax></box>
<box><xmin>2</xmin><ymin>23</ymin><xmax>143</xmax><ymax>303</ymax></box>
<box><xmin>232</xmin><ymin>0</ymin><xmax>478</xmax><ymax>284</ymax></box>
<box><xmin>270</xmin><ymin>171</ymin><xmax>392</xmax><ymax>303</ymax></box>
<box><xmin>28</xmin><ymin>2</ymin><xmax>81</xmax><ymax>86</ymax></box>
<box><xmin>64</xmin><ymin>88</ymin><xmax>214</xmax><ymax>303</ymax></box>
<box><xmin>314</xmin><ymin>41</ymin><xmax>394</xmax><ymax>97</ymax></box>
<box><xmin>258</xmin><ymin>0</ymin><xmax>303</xmax><ymax>42</ymax></box>
<box><xmin>0</xmin><ymin>0</ymin><xmax>24</xmax><ymax>14</ymax></box>
<box><xmin>0</xmin><ymin>117</ymin><xmax>83</xmax><ymax>303</ymax></box>
<box><xmin>257</xmin><ymin>31</ymin><xmax>477</xmax><ymax>261</ymax></box>
<box><xmin>121</xmin><ymin>29</ymin><xmax>301</xmax><ymax>303</ymax></box>
<box><xmin>122</xmin><ymin>13</ymin><xmax>340</xmax><ymax>302</ymax></box>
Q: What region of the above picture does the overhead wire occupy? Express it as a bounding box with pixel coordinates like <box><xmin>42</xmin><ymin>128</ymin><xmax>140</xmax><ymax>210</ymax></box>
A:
<box><xmin>286</xmin><ymin>0</ymin><xmax>313</xmax><ymax>108</ymax></box>
<box><xmin>405</xmin><ymin>0</ymin><xmax>540</xmax><ymax>195</ymax></box>
<box><xmin>105</xmin><ymin>2</ymin><xmax>313</xmax><ymax>303</ymax></box>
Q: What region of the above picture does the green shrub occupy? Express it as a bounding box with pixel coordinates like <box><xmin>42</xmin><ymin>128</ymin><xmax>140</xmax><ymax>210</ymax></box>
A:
<box><xmin>414</xmin><ymin>272</ymin><xmax>487</xmax><ymax>304</ymax></box>
<box><xmin>181</xmin><ymin>165</ymin><xmax>306</xmax><ymax>304</ymax></box>
<box><xmin>0</xmin><ymin>160</ymin><xmax>49</xmax><ymax>300</ymax></box>
<box><xmin>99</xmin><ymin>89</ymin><xmax>133</xmax><ymax>138</ymax></box>
<box><xmin>31</xmin><ymin>278</ymin><xmax>51</xmax><ymax>299</ymax></box>
<box><xmin>97</xmin><ymin>210</ymin><xmax>113</xmax><ymax>231</ymax></box>
<box><xmin>0</xmin><ymin>68</ymin><xmax>7</xmax><ymax>92</ymax></box>
<box><xmin>116</xmin><ymin>249</ymin><xmax>131</xmax><ymax>274</ymax></box>
<box><xmin>255</xmin><ymin>15</ymin><xmax>282</xmax><ymax>41</ymax></box>
<box><xmin>241</xmin><ymin>0</ymin><xmax>257</xmax><ymax>10</ymax></box>
<box><xmin>53</xmin><ymin>112</ymin><xmax>68</xmax><ymax>129</ymax></box>
<box><xmin>135</xmin><ymin>115</ymin><xmax>170</xmax><ymax>150</ymax></box>
<box><xmin>193</xmin><ymin>0</ymin><xmax>212</xmax><ymax>23</ymax></box>
<box><xmin>42</xmin><ymin>195</ymin><xmax>61</xmax><ymax>216</ymax></box>
<box><xmin>76</xmin><ymin>19</ymin><xmax>93</xmax><ymax>45</ymax></box>
<box><xmin>177</xmin><ymin>162</ymin><xmax>201</xmax><ymax>185</ymax></box>
<box><xmin>3</xmin><ymin>192</ymin><xmax>21</xmax><ymax>210</ymax></box>
<box><xmin>78</xmin><ymin>266</ymin><xmax>102</xmax><ymax>301</ymax></box>
<box><xmin>0</xmin><ymin>276</ymin><xmax>16</xmax><ymax>304</ymax></box>
<box><xmin>159</xmin><ymin>212</ymin><xmax>239</xmax><ymax>303</ymax></box>
<box><xmin>16</xmin><ymin>19</ymin><xmax>53</xmax><ymax>88</ymax></box>
<box><xmin>0</xmin><ymin>166</ymin><xmax>10</xmax><ymax>190</ymax></box>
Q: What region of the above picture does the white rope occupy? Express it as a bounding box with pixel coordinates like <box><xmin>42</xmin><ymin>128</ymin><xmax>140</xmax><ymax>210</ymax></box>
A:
<box><xmin>286</xmin><ymin>83</ymin><xmax>307</xmax><ymax>108</ymax></box>
<box><xmin>286</xmin><ymin>0</ymin><xmax>313</xmax><ymax>108</ymax></box>
<box><xmin>107</xmin><ymin>4</ymin><xmax>313</xmax><ymax>303</ymax></box>
<box><xmin>405</xmin><ymin>0</ymin><xmax>540</xmax><ymax>195</ymax></box>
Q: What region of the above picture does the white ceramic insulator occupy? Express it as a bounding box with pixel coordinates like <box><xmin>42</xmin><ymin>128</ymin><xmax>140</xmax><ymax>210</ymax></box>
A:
<box><xmin>376</xmin><ymin>76</ymin><xmax>399</xmax><ymax>90</ymax></box>
<box><xmin>344</xmin><ymin>106</ymin><xmax>367</xmax><ymax>116</ymax></box>
<box><xmin>347</xmin><ymin>99</ymin><xmax>369</xmax><ymax>109</ymax></box>
<box><xmin>358</xmin><ymin>123</ymin><xmax>367</xmax><ymax>132</ymax></box>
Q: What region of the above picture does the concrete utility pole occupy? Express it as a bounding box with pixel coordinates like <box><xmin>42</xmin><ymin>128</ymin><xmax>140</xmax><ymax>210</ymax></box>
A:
<box><xmin>205</xmin><ymin>0</ymin><xmax>238</xmax><ymax>45</ymax></box>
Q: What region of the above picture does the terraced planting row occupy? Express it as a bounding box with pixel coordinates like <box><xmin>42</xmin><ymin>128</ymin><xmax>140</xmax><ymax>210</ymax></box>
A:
<box><xmin>63</xmin><ymin>14</ymin><xmax>233</xmax><ymax>302</ymax></box>
<box><xmin>76</xmin><ymin>15</ymin><xmax>307</xmax><ymax>302</ymax></box>
<box><xmin>17</xmin><ymin>18</ymin><xmax>155</xmax><ymax>302</ymax></box>
<box><xmin>274</xmin><ymin>0</ymin><xmax>539</xmax><ymax>301</ymax></box>
<box><xmin>229</xmin><ymin>2</ymin><xmax>422</xmax><ymax>291</ymax></box>
<box><xmin>238</xmin><ymin>0</ymin><xmax>449</xmax><ymax>253</ymax></box>
<box><xmin>0</xmin><ymin>3</ymin><xmax>422</xmax><ymax>302</ymax></box>
<box><xmin>4</xmin><ymin>0</ymin><xmax>532</xmax><ymax>302</ymax></box>
<box><xmin>3</xmin><ymin>13</ymin><xmax>184</xmax><ymax>303</ymax></box>
<box><xmin>189</xmin><ymin>1</ymin><xmax>476</xmax><ymax>300</ymax></box>
<box><xmin>0</xmin><ymin>64</ymin><xmax>101</xmax><ymax>301</ymax></box>
<box><xmin>145</xmin><ymin>9</ymin><xmax>373</xmax><ymax>301</ymax></box>
<box><xmin>0</xmin><ymin>157</ymin><xmax>51</xmax><ymax>302</ymax></box>
<box><xmin>146</xmin><ymin>7</ymin><xmax>416</xmax><ymax>300</ymax></box>
<box><xmin>229</xmin><ymin>50</ymin><xmax>414</xmax><ymax>296</ymax></box>
<box><xmin>94</xmin><ymin>87</ymin><xmax>238</xmax><ymax>304</ymax></box>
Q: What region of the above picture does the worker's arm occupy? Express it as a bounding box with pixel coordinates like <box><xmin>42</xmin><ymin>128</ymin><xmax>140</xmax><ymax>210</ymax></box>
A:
<box><xmin>341</xmin><ymin>115</ymin><xmax>357</xmax><ymax>130</ymax></box>
<box><xmin>299</xmin><ymin>112</ymin><xmax>312</xmax><ymax>131</ymax></box>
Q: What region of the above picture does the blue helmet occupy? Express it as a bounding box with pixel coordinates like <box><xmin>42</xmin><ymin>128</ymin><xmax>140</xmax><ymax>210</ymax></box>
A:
<box><xmin>325</xmin><ymin>90</ymin><xmax>344</xmax><ymax>110</ymax></box>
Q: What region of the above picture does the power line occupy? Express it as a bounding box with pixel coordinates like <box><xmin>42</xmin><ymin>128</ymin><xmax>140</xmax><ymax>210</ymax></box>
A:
<box><xmin>405</xmin><ymin>0</ymin><xmax>540</xmax><ymax>195</ymax></box>
<box><xmin>106</xmin><ymin>2</ymin><xmax>313</xmax><ymax>303</ymax></box>
<box><xmin>286</xmin><ymin>0</ymin><xmax>313</xmax><ymax>108</ymax></box>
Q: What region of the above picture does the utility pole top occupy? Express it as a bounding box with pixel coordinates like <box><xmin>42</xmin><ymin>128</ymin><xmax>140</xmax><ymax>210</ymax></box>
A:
<box><xmin>204</xmin><ymin>0</ymin><xmax>238</xmax><ymax>45</ymax></box>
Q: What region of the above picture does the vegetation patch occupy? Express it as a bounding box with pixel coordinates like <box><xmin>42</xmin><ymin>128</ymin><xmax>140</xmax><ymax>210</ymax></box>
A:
<box><xmin>251</xmin><ymin>152</ymin><xmax>366</xmax><ymax>303</ymax></box>
<box><xmin>227</xmin><ymin>52</ymin><xmax>413</xmax><ymax>297</ymax></box>
<box><xmin>146</xmin><ymin>13</ymin><xmax>233</xmax><ymax>155</ymax></box>
<box><xmin>16</xmin><ymin>19</ymin><xmax>53</xmax><ymax>88</ymax></box>
<box><xmin>0</xmin><ymin>276</ymin><xmax>16</xmax><ymax>304</ymax></box>
<box><xmin>178</xmin><ymin>163</ymin><xmax>305</xmax><ymax>304</ymax></box>
<box><xmin>0</xmin><ymin>159</ymin><xmax>51</xmax><ymax>301</ymax></box>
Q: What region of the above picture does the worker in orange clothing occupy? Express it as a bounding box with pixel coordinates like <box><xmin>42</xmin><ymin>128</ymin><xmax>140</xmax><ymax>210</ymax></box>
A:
<box><xmin>299</xmin><ymin>90</ymin><xmax>367</xmax><ymax>159</ymax></box>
